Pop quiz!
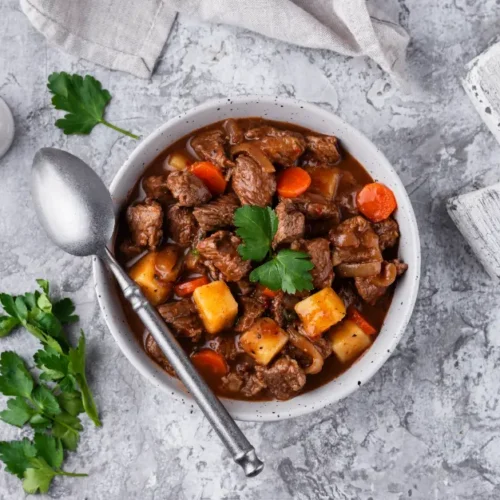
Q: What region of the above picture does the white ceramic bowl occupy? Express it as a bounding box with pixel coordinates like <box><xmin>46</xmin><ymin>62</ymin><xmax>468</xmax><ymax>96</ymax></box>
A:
<box><xmin>93</xmin><ymin>96</ymin><xmax>421</xmax><ymax>422</ymax></box>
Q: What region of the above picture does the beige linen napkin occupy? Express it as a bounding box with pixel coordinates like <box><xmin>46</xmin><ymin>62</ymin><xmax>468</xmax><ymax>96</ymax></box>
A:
<box><xmin>20</xmin><ymin>0</ymin><xmax>409</xmax><ymax>80</ymax></box>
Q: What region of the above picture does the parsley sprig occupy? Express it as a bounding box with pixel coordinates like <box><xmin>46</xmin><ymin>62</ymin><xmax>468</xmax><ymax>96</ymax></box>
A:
<box><xmin>47</xmin><ymin>72</ymin><xmax>139</xmax><ymax>139</ymax></box>
<box><xmin>234</xmin><ymin>206</ymin><xmax>314</xmax><ymax>294</ymax></box>
<box><xmin>0</xmin><ymin>280</ymin><xmax>100</xmax><ymax>493</ymax></box>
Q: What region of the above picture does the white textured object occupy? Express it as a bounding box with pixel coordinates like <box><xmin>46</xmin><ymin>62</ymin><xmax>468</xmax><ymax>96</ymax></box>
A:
<box><xmin>447</xmin><ymin>183</ymin><xmax>500</xmax><ymax>280</ymax></box>
<box><xmin>19</xmin><ymin>0</ymin><xmax>409</xmax><ymax>80</ymax></box>
<box><xmin>0</xmin><ymin>97</ymin><xmax>14</xmax><ymax>159</ymax></box>
<box><xmin>462</xmin><ymin>40</ymin><xmax>500</xmax><ymax>144</ymax></box>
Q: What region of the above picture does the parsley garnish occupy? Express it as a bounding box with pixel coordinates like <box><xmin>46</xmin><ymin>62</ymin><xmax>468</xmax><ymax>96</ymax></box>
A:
<box><xmin>234</xmin><ymin>206</ymin><xmax>314</xmax><ymax>294</ymax></box>
<box><xmin>0</xmin><ymin>280</ymin><xmax>100</xmax><ymax>493</ymax></box>
<box><xmin>234</xmin><ymin>206</ymin><xmax>278</xmax><ymax>262</ymax></box>
<box><xmin>47</xmin><ymin>72</ymin><xmax>139</xmax><ymax>139</ymax></box>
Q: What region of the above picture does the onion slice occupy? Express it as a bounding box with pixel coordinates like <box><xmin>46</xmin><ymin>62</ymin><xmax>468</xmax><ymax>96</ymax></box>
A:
<box><xmin>336</xmin><ymin>261</ymin><xmax>381</xmax><ymax>278</ymax></box>
<box><xmin>370</xmin><ymin>262</ymin><xmax>397</xmax><ymax>287</ymax></box>
<box><xmin>230</xmin><ymin>142</ymin><xmax>275</xmax><ymax>173</ymax></box>
<box><xmin>289</xmin><ymin>330</ymin><xmax>324</xmax><ymax>375</ymax></box>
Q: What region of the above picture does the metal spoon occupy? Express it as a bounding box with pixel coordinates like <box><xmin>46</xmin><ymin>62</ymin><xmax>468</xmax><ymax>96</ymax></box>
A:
<box><xmin>31</xmin><ymin>147</ymin><xmax>264</xmax><ymax>477</ymax></box>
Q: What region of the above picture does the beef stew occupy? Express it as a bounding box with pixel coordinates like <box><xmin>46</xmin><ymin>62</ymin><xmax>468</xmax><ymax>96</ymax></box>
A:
<box><xmin>116</xmin><ymin>118</ymin><xmax>407</xmax><ymax>401</ymax></box>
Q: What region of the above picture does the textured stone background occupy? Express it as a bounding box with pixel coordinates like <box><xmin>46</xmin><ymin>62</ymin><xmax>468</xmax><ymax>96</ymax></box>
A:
<box><xmin>2</xmin><ymin>0</ymin><xmax>500</xmax><ymax>498</ymax></box>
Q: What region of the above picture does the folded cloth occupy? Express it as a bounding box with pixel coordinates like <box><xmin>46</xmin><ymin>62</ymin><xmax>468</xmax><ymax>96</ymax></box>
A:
<box><xmin>20</xmin><ymin>0</ymin><xmax>409</xmax><ymax>81</ymax></box>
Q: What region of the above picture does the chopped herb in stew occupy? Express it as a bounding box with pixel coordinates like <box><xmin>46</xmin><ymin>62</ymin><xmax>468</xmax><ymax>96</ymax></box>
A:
<box><xmin>116</xmin><ymin>117</ymin><xmax>408</xmax><ymax>401</ymax></box>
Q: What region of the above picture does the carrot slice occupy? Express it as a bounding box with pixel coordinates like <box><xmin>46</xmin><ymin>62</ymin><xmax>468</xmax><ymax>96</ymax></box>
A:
<box><xmin>189</xmin><ymin>161</ymin><xmax>227</xmax><ymax>195</ymax></box>
<box><xmin>356</xmin><ymin>182</ymin><xmax>397</xmax><ymax>222</ymax></box>
<box><xmin>174</xmin><ymin>276</ymin><xmax>210</xmax><ymax>297</ymax></box>
<box><xmin>259</xmin><ymin>285</ymin><xmax>279</xmax><ymax>298</ymax></box>
<box><xmin>276</xmin><ymin>167</ymin><xmax>311</xmax><ymax>198</ymax></box>
<box><xmin>191</xmin><ymin>349</ymin><xmax>228</xmax><ymax>378</ymax></box>
<box><xmin>347</xmin><ymin>306</ymin><xmax>377</xmax><ymax>335</ymax></box>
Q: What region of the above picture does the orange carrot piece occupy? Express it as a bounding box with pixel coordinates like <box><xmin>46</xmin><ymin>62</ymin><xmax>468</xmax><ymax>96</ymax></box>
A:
<box><xmin>191</xmin><ymin>349</ymin><xmax>228</xmax><ymax>378</ymax></box>
<box><xmin>356</xmin><ymin>182</ymin><xmax>397</xmax><ymax>222</ymax></box>
<box><xmin>189</xmin><ymin>161</ymin><xmax>227</xmax><ymax>195</ymax></box>
<box><xmin>276</xmin><ymin>167</ymin><xmax>311</xmax><ymax>198</ymax></box>
<box><xmin>174</xmin><ymin>276</ymin><xmax>210</xmax><ymax>297</ymax></box>
<box><xmin>347</xmin><ymin>306</ymin><xmax>377</xmax><ymax>335</ymax></box>
<box><xmin>260</xmin><ymin>285</ymin><xmax>279</xmax><ymax>298</ymax></box>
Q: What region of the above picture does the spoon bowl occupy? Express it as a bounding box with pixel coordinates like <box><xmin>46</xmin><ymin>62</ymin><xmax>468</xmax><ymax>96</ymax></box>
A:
<box><xmin>31</xmin><ymin>148</ymin><xmax>115</xmax><ymax>257</ymax></box>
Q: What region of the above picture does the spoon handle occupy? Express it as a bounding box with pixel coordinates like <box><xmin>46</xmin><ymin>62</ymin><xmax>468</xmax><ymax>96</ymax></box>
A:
<box><xmin>101</xmin><ymin>248</ymin><xmax>264</xmax><ymax>477</ymax></box>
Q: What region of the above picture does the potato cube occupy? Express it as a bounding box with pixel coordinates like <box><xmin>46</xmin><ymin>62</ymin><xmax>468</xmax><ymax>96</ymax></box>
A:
<box><xmin>328</xmin><ymin>320</ymin><xmax>372</xmax><ymax>363</ymax></box>
<box><xmin>294</xmin><ymin>287</ymin><xmax>346</xmax><ymax>340</ymax></box>
<box><xmin>239</xmin><ymin>318</ymin><xmax>289</xmax><ymax>365</ymax></box>
<box><xmin>129</xmin><ymin>252</ymin><xmax>173</xmax><ymax>306</ymax></box>
<box><xmin>166</xmin><ymin>152</ymin><xmax>190</xmax><ymax>171</ymax></box>
<box><xmin>192</xmin><ymin>281</ymin><xmax>238</xmax><ymax>334</ymax></box>
<box><xmin>306</xmin><ymin>167</ymin><xmax>341</xmax><ymax>200</ymax></box>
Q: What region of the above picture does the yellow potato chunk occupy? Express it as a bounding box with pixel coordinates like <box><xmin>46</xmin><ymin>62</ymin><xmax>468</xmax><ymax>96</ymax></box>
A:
<box><xmin>239</xmin><ymin>318</ymin><xmax>289</xmax><ymax>366</ymax></box>
<box><xmin>129</xmin><ymin>252</ymin><xmax>172</xmax><ymax>306</ymax></box>
<box><xmin>307</xmin><ymin>167</ymin><xmax>341</xmax><ymax>200</ymax></box>
<box><xmin>328</xmin><ymin>320</ymin><xmax>372</xmax><ymax>363</ymax></box>
<box><xmin>294</xmin><ymin>287</ymin><xmax>346</xmax><ymax>340</ymax></box>
<box><xmin>166</xmin><ymin>152</ymin><xmax>190</xmax><ymax>171</ymax></box>
<box><xmin>192</xmin><ymin>281</ymin><xmax>238</xmax><ymax>334</ymax></box>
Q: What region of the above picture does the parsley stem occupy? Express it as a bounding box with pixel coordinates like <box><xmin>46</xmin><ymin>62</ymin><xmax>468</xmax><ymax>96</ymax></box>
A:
<box><xmin>56</xmin><ymin>470</ymin><xmax>88</xmax><ymax>477</ymax></box>
<box><xmin>100</xmin><ymin>120</ymin><xmax>140</xmax><ymax>140</ymax></box>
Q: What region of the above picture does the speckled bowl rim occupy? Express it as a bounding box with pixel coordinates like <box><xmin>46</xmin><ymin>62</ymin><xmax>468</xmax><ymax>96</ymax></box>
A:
<box><xmin>93</xmin><ymin>96</ymin><xmax>421</xmax><ymax>422</ymax></box>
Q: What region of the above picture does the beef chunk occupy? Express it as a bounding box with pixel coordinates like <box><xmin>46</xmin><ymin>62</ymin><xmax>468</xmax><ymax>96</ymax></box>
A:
<box><xmin>145</xmin><ymin>334</ymin><xmax>175</xmax><ymax>376</ymax></box>
<box><xmin>273</xmin><ymin>200</ymin><xmax>305</xmax><ymax>248</ymax></box>
<box><xmin>197</xmin><ymin>231</ymin><xmax>252</xmax><ymax>281</ymax></box>
<box><xmin>235</xmin><ymin>297</ymin><xmax>266</xmax><ymax>332</ymax></box>
<box><xmin>158</xmin><ymin>299</ymin><xmax>204</xmax><ymax>340</ymax></box>
<box><xmin>391</xmin><ymin>259</ymin><xmax>408</xmax><ymax>276</ymax></box>
<box><xmin>291</xmin><ymin>238</ymin><xmax>333</xmax><ymax>289</ymax></box>
<box><xmin>291</xmin><ymin>192</ymin><xmax>340</xmax><ymax>222</ymax></box>
<box><xmin>223</xmin><ymin>119</ymin><xmax>243</xmax><ymax>145</ymax></box>
<box><xmin>336</xmin><ymin>283</ymin><xmax>359</xmax><ymax>309</ymax></box>
<box><xmin>184</xmin><ymin>250</ymin><xmax>207</xmax><ymax>274</ymax></box>
<box><xmin>255</xmin><ymin>356</ymin><xmax>306</xmax><ymax>400</ymax></box>
<box><xmin>245</xmin><ymin>126</ymin><xmax>306</xmax><ymax>167</ymax></box>
<box><xmin>337</xmin><ymin>171</ymin><xmax>361</xmax><ymax>217</ymax></box>
<box><xmin>221</xmin><ymin>372</ymin><xmax>244</xmax><ymax>393</ymax></box>
<box><xmin>193</xmin><ymin>193</ymin><xmax>239</xmax><ymax>231</ymax></box>
<box><xmin>330</xmin><ymin>216</ymin><xmax>382</xmax><ymax>265</ymax></box>
<box><xmin>354</xmin><ymin>260</ymin><xmax>403</xmax><ymax>305</ymax></box>
<box><xmin>231</xmin><ymin>155</ymin><xmax>276</xmax><ymax>207</ymax></box>
<box><xmin>166</xmin><ymin>204</ymin><xmax>200</xmax><ymax>247</ymax></box>
<box><xmin>271</xmin><ymin>292</ymin><xmax>299</xmax><ymax>327</ymax></box>
<box><xmin>304</xmin><ymin>135</ymin><xmax>341</xmax><ymax>165</ymax></box>
<box><xmin>142</xmin><ymin>175</ymin><xmax>172</xmax><ymax>202</ymax></box>
<box><xmin>191</xmin><ymin>129</ymin><xmax>234</xmax><ymax>170</ymax></box>
<box><xmin>230</xmin><ymin>279</ymin><xmax>254</xmax><ymax>296</ymax></box>
<box><xmin>372</xmin><ymin>218</ymin><xmax>400</xmax><ymax>251</ymax></box>
<box><xmin>119</xmin><ymin>240</ymin><xmax>145</xmax><ymax>260</ymax></box>
<box><xmin>241</xmin><ymin>373</ymin><xmax>268</xmax><ymax>398</ymax></box>
<box><xmin>166</xmin><ymin>171</ymin><xmax>212</xmax><ymax>207</ymax></box>
<box><xmin>206</xmin><ymin>335</ymin><xmax>240</xmax><ymax>361</ymax></box>
<box><xmin>127</xmin><ymin>200</ymin><xmax>163</xmax><ymax>250</ymax></box>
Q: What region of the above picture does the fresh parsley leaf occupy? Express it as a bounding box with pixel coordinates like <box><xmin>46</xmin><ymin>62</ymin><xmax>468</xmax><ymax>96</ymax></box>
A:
<box><xmin>52</xmin><ymin>413</ymin><xmax>82</xmax><ymax>451</ymax></box>
<box><xmin>250</xmin><ymin>249</ymin><xmax>314</xmax><ymax>294</ymax></box>
<box><xmin>0</xmin><ymin>439</ymin><xmax>36</xmax><ymax>479</ymax></box>
<box><xmin>0</xmin><ymin>352</ymin><xmax>34</xmax><ymax>399</ymax></box>
<box><xmin>69</xmin><ymin>333</ymin><xmax>101</xmax><ymax>427</ymax></box>
<box><xmin>28</xmin><ymin>414</ymin><xmax>52</xmax><ymax>430</ymax></box>
<box><xmin>32</xmin><ymin>386</ymin><xmax>61</xmax><ymax>416</ymax></box>
<box><xmin>52</xmin><ymin>298</ymin><xmax>79</xmax><ymax>324</ymax></box>
<box><xmin>14</xmin><ymin>297</ymin><xmax>28</xmax><ymax>321</ymax></box>
<box><xmin>0</xmin><ymin>316</ymin><xmax>19</xmax><ymax>337</ymax></box>
<box><xmin>36</xmin><ymin>279</ymin><xmax>49</xmax><ymax>295</ymax></box>
<box><xmin>57</xmin><ymin>391</ymin><xmax>84</xmax><ymax>417</ymax></box>
<box><xmin>235</xmin><ymin>206</ymin><xmax>278</xmax><ymax>262</ymax></box>
<box><xmin>23</xmin><ymin>460</ymin><xmax>56</xmax><ymax>494</ymax></box>
<box><xmin>0</xmin><ymin>294</ymin><xmax>22</xmax><ymax>321</ymax></box>
<box><xmin>47</xmin><ymin>72</ymin><xmax>139</xmax><ymax>139</ymax></box>
<box><xmin>33</xmin><ymin>434</ymin><xmax>63</xmax><ymax>470</ymax></box>
<box><xmin>0</xmin><ymin>397</ymin><xmax>35</xmax><ymax>427</ymax></box>
<box><xmin>34</xmin><ymin>347</ymin><xmax>69</xmax><ymax>381</ymax></box>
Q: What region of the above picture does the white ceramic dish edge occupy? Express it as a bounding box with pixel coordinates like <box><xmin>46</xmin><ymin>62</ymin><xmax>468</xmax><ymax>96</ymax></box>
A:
<box><xmin>93</xmin><ymin>96</ymin><xmax>421</xmax><ymax>422</ymax></box>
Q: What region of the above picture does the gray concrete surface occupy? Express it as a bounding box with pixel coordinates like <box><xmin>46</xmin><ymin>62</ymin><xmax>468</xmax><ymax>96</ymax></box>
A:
<box><xmin>1</xmin><ymin>1</ymin><xmax>500</xmax><ymax>498</ymax></box>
